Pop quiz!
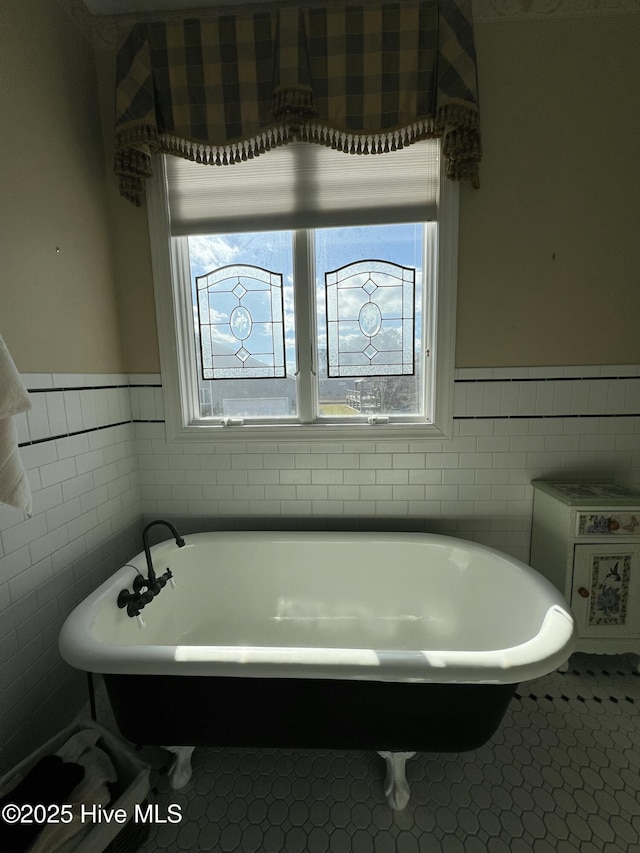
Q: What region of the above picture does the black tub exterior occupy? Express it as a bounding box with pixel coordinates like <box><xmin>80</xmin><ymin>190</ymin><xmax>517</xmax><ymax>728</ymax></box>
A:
<box><xmin>104</xmin><ymin>674</ymin><xmax>517</xmax><ymax>752</ymax></box>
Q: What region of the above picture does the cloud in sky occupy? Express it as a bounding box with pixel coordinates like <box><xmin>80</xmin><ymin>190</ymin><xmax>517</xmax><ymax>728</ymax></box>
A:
<box><xmin>189</xmin><ymin>235</ymin><xmax>240</xmax><ymax>272</ymax></box>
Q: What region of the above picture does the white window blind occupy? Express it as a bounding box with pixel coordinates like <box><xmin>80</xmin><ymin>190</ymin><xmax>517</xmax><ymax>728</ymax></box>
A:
<box><xmin>164</xmin><ymin>139</ymin><xmax>440</xmax><ymax>236</ymax></box>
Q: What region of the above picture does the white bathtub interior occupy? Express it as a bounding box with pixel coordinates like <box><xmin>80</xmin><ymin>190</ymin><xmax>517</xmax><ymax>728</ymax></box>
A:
<box><xmin>89</xmin><ymin>534</ymin><xmax>561</xmax><ymax>648</ymax></box>
<box><xmin>60</xmin><ymin>532</ymin><xmax>574</xmax><ymax>684</ymax></box>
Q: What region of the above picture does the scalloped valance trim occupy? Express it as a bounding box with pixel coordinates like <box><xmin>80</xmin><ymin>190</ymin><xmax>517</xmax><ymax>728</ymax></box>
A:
<box><xmin>115</xmin><ymin>101</ymin><xmax>480</xmax><ymax>206</ymax></box>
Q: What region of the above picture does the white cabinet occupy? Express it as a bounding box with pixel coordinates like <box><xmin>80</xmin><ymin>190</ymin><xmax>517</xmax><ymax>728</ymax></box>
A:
<box><xmin>530</xmin><ymin>480</ymin><xmax>640</xmax><ymax>667</ymax></box>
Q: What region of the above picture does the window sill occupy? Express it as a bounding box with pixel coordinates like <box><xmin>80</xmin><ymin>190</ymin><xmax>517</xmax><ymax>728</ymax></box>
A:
<box><xmin>169</xmin><ymin>419</ymin><xmax>452</xmax><ymax>444</ymax></box>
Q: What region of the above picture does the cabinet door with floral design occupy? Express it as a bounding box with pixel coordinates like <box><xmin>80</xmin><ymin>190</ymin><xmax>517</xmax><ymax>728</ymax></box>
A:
<box><xmin>572</xmin><ymin>545</ymin><xmax>640</xmax><ymax>638</ymax></box>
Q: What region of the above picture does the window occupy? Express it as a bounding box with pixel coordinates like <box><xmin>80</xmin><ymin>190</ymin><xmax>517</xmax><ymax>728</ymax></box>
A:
<box><xmin>147</xmin><ymin>140</ymin><xmax>458</xmax><ymax>442</ymax></box>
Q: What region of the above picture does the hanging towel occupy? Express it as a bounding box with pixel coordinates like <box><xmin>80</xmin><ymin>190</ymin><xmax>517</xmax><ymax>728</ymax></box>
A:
<box><xmin>0</xmin><ymin>333</ymin><xmax>32</xmax><ymax>516</ymax></box>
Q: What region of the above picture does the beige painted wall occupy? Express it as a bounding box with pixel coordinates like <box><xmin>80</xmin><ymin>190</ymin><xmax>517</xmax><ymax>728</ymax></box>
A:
<box><xmin>0</xmin><ymin>0</ymin><xmax>124</xmax><ymax>373</ymax></box>
<box><xmin>95</xmin><ymin>44</ymin><xmax>160</xmax><ymax>374</ymax></box>
<box><xmin>456</xmin><ymin>14</ymin><xmax>640</xmax><ymax>366</ymax></box>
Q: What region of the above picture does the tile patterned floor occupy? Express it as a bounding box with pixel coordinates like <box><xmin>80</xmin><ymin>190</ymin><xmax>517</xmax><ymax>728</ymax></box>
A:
<box><xmin>95</xmin><ymin>654</ymin><xmax>640</xmax><ymax>852</ymax></box>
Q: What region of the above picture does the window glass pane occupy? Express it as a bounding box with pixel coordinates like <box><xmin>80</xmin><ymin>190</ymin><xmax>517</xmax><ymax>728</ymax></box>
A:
<box><xmin>188</xmin><ymin>233</ymin><xmax>297</xmax><ymax>418</ymax></box>
<box><xmin>315</xmin><ymin>224</ymin><xmax>424</xmax><ymax>417</ymax></box>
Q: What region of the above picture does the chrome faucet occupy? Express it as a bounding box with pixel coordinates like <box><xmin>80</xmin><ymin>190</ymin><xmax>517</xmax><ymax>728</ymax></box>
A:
<box><xmin>117</xmin><ymin>519</ymin><xmax>185</xmax><ymax>618</ymax></box>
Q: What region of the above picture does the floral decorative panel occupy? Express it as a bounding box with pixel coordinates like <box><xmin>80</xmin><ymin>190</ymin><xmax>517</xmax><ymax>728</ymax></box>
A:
<box><xmin>588</xmin><ymin>553</ymin><xmax>631</xmax><ymax>627</ymax></box>
<box><xmin>578</xmin><ymin>513</ymin><xmax>640</xmax><ymax>536</ymax></box>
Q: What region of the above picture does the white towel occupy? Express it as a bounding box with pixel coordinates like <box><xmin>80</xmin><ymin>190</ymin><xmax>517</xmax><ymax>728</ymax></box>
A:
<box><xmin>0</xmin><ymin>333</ymin><xmax>32</xmax><ymax>516</ymax></box>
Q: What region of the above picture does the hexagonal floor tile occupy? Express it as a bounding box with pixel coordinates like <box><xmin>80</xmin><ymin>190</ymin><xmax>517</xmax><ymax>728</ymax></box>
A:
<box><xmin>88</xmin><ymin>654</ymin><xmax>639</xmax><ymax>853</ymax></box>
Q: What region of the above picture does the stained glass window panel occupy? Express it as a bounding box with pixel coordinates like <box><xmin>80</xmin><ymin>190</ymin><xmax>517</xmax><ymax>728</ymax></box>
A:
<box><xmin>196</xmin><ymin>264</ymin><xmax>286</xmax><ymax>380</ymax></box>
<box><xmin>325</xmin><ymin>260</ymin><xmax>415</xmax><ymax>378</ymax></box>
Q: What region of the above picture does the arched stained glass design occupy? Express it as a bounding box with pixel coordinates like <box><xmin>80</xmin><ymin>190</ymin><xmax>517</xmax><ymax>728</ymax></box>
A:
<box><xmin>325</xmin><ymin>260</ymin><xmax>415</xmax><ymax>378</ymax></box>
<box><xmin>196</xmin><ymin>264</ymin><xmax>286</xmax><ymax>380</ymax></box>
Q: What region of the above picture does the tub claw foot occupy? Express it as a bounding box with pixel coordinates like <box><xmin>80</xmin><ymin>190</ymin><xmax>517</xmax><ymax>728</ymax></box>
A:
<box><xmin>377</xmin><ymin>751</ymin><xmax>416</xmax><ymax>810</ymax></box>
<box><xmin>164</xmin><ymin>745</ymin><xmax>195</xmax><ymax>789</ymax></box>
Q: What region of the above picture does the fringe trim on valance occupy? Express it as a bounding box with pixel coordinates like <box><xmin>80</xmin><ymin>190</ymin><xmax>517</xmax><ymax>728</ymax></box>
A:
<box><xmin>115</xmin><ymin>102</ymin><xmax>481</xmax><ymax>205</ymax></box>
<box><xmin>158</xmin><ymin>125</ymin><xmax>297</xmax><ymax>165</ymax></box>
<box><xmin>114</xmin><ymin>137</ymin><xmax>154</xmax><ymax>206</ymax></box>
<box><xmin>299</xmin><ymin>121</ymin><xmax>436</xmax><ymax>153</ymax></box>
<box><xmin>435</xmin><ymin>101</ymin><xmax>481</xmax><ymax>189</ymax></box>
<box><xmin>271</xmin><ymin>85</ymin><xmax>318</xmax><ymax>126</ymax></box>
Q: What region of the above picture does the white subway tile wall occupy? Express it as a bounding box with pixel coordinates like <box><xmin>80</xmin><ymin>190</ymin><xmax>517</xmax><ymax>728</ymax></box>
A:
<box><xmin>0</xmin><ymin>375</ymin><xmax>142</xmax><ymax>773</ymax></box>
<box><xmin>1</xmin><ymin>367</ymin><xmax>640</xmax><ymax>773</ymax></box>
<box><xmin>135</xmin><ymin>367</ymin><xmax>640</xmax><ymax>554</ymax></box>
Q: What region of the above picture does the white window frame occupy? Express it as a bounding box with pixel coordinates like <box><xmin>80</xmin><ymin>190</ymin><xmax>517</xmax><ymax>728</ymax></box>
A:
<box><xmin>146</xmin><ymin>152</ymin><xmax>458</xmax><ymax>444</ymax></box>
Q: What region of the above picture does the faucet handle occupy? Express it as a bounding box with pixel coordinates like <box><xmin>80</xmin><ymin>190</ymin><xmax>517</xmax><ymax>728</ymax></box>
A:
<box><xmin>133</xmin><ymin>574</ymin><xmax>148</xmax><ymax>593</ymax></box>
<box><xmin>117</xmin><ymin>589</ymin><xmax>133</xmax><ymax>609</ymax></box>
<box><xmin>161</xmin><ymin>568</ymin><xmax>176</xmax><ymax>589</ymax></box>
<box><xmin>126</xmin><ymin>600</ymin><xmax>141</xmax><ymax>618</ymax></box>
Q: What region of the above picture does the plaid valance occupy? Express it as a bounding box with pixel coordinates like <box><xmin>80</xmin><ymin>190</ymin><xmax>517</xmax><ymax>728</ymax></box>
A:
<box><xmin>114</xmin><ymin>0</ymin><xmax>481</xmax><ymax>206</ymax></box>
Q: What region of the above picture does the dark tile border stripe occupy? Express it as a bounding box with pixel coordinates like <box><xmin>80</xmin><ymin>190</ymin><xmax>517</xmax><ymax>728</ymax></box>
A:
<box><xmin>454</xmin><ymin>413</ymin><xmax>640</xmax><ymax>420</ymax></box>
<box><xmin>26</xmin><ymin>384</ymin><xmax>163</xmax><ymax>394</ymax></box>
<box><xmin>17</xmin><ymin>420</ymin><xmax>166</xmax><ymax>448</ymax></box>
<box><xmin>515</xmin><ymin>692</ymin><xmax>636</xmax><ymax>704</ymax></box>
<box><xmin>456</xmin><ymin>375</ymin><xmax>640</xmax><ymax>384</ymax></box>
<box><xmin>514</xmin><ymin>664</ymin><xmax>639</xmax><ymax>703</ymax></box>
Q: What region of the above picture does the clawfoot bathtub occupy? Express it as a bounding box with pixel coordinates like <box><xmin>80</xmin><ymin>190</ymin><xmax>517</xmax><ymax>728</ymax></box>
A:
<box><xmin>59</xmin><ymin>530</ymin><xmax>574</xmax><ymax>808</ymax></box>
